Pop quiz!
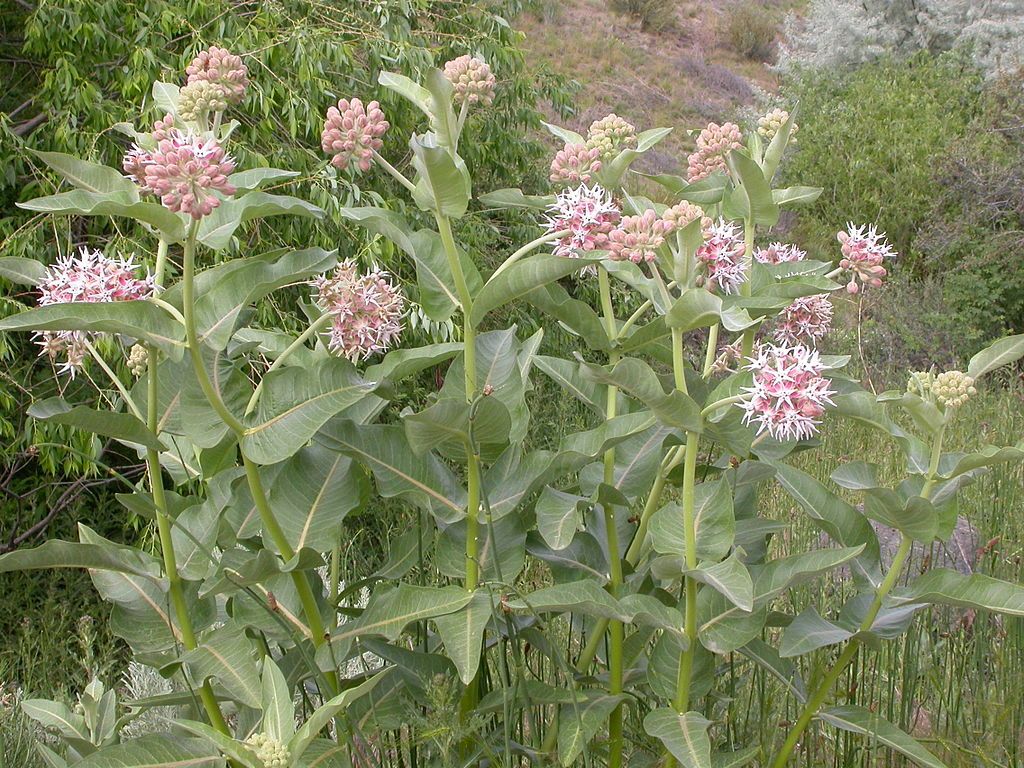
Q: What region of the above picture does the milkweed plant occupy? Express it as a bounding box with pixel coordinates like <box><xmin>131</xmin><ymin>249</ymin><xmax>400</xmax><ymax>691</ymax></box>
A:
<box><xmin>1</xmin><ymin>45</ymin><xmax>1023</xmax><ymax>768</ymax></box>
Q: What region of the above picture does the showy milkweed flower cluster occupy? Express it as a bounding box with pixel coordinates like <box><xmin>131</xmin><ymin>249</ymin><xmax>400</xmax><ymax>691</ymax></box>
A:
<box><xmin>545</xmin><ymin>184</ymin><xmax>621</xmax><ymax>259</ymax></box>
<box><xmin>185</xmin><ymin>46</ymin><xmax>249</xmax><ymax>105</ymax></box>
<box><xmin>773</xmin><ymin>294</ymin><xmax>833</xmax><ymax>346</ymax></box>
<box><xmin>321</xmin><ymin>98</ymin><xmax>390</xmax><ymax>174</ymax></box>
<box><xmin>754</xmin><ymin>242</ymin><xmax>806</xmax><ymax>265</ymax></box>
<box><xmin>696</xmin><ymin>218</ymin><xmax>746</xmax><ymax>294</ymax></box>
<box><xmin>607</xmin><ymin>209</ymin><xmax>673</xmax><ymax>264</ymax></box>
<box><xmin>178</xmin><ymin>80</ymin><xmax>228</xmax><ymax>124</ymax></box>
<box><xmin>757</xmin><ymin>108</ymin><xmax>798</xmax><ymax>143</ymax></box>
<box><xmin>143</xmin><ymin>133</ymin><xmax>237</xmax><ymax>219</ymax></box>
<box><xmin>662</xmin><ymin>201</ymin><xmax>711</xmax><ymax>233</ymax></box>
<box><xmin>687</xmin><ymin>121</ymin><xmax>743</xmax><ymax>182</ymax></box>
<box><xmin>312</xmin><ymin>261</ymin><xmax>406</xmax><ymax>362</ymax></box>
<box><xmin>550</xmin><ymin>143</ymin><xmax>603</xmax><ymax>185</ymax></box>
<box><xmin>739</xmin><ymin>344</ymin><xmax>836</xmax><ymax>441</ymax></box>
<box><xmin>586</xmin><ymin>113</ymin><xmax>637</xmax><ymax>160</ymax></box>
<box><xmin>34</xmin><ymin>248</ymin><xmax>154</xmax><ymax>377</ymax></box>
<box><xmin>837</xmin><ymin>223</ymin><xmax>893</xmax><ymax>293</ymax></box>
<box><xmin>443</xmin><ymin>55</ymin><xmax>497</xmax><ymax>107</ymax></box>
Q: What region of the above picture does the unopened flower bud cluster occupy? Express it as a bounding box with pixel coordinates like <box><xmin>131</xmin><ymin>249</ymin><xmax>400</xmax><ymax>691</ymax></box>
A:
<box><xmin>550</xmin><ymin>143</ymin><xmax>603</xmax><ymax>184</ymax></box>
<box><xmin>127</xmin><ymin>344</ymin><xmax>149</xmax><ymax>378</ymax></box>
<box><xmin>933</xmin><ymin>370</ymin><xmax>977</xmax><ymax>408</ymax></box>
<box><xmin>245</xmin><ymin>733</ymin><xmax>290</xmax><ymax>768</ymax></box>
<box><xmin>585</xmin><ymin>113</ymin><xmax>637</xmax><ymax>160</ymax></box>
<box><xmin>443</xmin><ymin>55</ymin><xmax>497</xmax><ymax>107</ymax></box>
<box><xmin>757</xmin><ymin>108</ymin><xmax>798</xmax><ymax>143</ymax></box>
<box><xmin>687</xmin><ymin>121</ymin><xmax>743</xmax><ymax>182</ymax></box>
<box><xmin>178</xmin><ymin>80</ymin><xmax>228</xmax><ymax>123</ymax></box>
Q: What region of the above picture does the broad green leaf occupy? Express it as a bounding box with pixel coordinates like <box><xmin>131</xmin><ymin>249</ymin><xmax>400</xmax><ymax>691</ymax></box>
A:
<box><xmin>170</xmin><ymin>496</ymin><xmax>220</xmax><ymax>581</ymax></box>
<box><xmin>378</xmin><ymin>71</ymin><xmax>431</xmax><ymax>114</ymax></box>
<box><xmin>889</xmin><ymin>569</ymin><xmax>1024</xmax><ymax>616</ymax></box>
<box><xmin>294</xmin><ymin>740</ymin><xmax>348</xmax><ymax>768</ymax></box>
<box><xmin>524</xmin><ymin>281</ymin><xmax>610</xmax><ymax>350</ymax></box>
<box><xmin>666</xmin><ymin>289</ymin><xmax>722</xmax><ymax>332</ymax></box>
<box><xmin>698</xmin><ymin>589</ymin><xmax>769</xmax><ymax>653</ymax></box>
<box><xmin>541</xmin><ymin>121</ymin><xmax>584</xmax><ymax>145</ymax></box>
<box><xmin>536</xmin><ymin>486</ymin><xmax>586</xmax><ymax>550</ymax></box>
<box><xmin>317</xmin><ymin>421</ymin><xmax>467</xmax><ymax>523</ymax></box>
<box><xmin>339</xmin><ymin>206</ymin><xmax>417</xmax><ymax>257</ymax></box>
<box><xmin>599</xmin><ymin>127</ymin><xmax>674</xmax><ymax>187</ymax></box>
<box><xmin>29</xmin><ymin>149</ymin><xmax>137</xmax><ymax>194</ymax></box>
<box><xmin>73</xmin><ymin>736</ymin><xmax>223</xmax><ymax>768</ymax></box>
<box><xmin>643</xmin><ymin>709</ymin><xmax>712</xmax><ymax>768</ymax></box>
<box><xmin>410</xmin><ymin>134</ymin><xmax>471</xmax><ymax>218</ymax></box>
<box><xmin>242</xmin><ymin>357</ymin><xmax>378</xmax><ymax>465</ymax></box>
<box><xmin>558</xmin><ymin>694</ymin><xmax>626</xmax><ymax>766</ymax></box>
<box><xmin>689</xmin><ymin>553</ymin><xmax>753</xmax><ymax>611</ymax></box>
<box><xmin>773</xmin><ymin>186</ymin><xmax>823</xmax><ymax>207</ymax></box>
<box><xmin>152</xmin><ymin>80</ymin><xmax>180</xmax><ymax>117</ymax></box>
<box><xmin>267</xmin><ymin>444</ymin><xmax>368</xmax><ymax>553</ymax></box>
<box><xmin>864</xmin><ymin>488</ymin><xmax>938</xmax><ymax>542</ymax></box>
<box><xmin>336</xmin><ymin>584</ymin><xmax>473</xmax><ymax>642</ymax></box>
<box><xmin>938</xmin><ymin>443</ymin><xmax>1024</xmax><ymax>479</ymax></box>
<box><xmin>471</xmin><ymin>252</ymin><xmax>597</xmax><ymax>325</ymax></box>
<box><xmin>365</xmin><ymin>342</ymin><xmax>462</xmax><ymax>382</ymax></box>
<box><xmin>403</xmin><ymin>395</ymin><xmax>511</xmax><ymax>461</ymax></box>
<box><xmin>619</xmin><ymin>593</ymin><xmax>686</xmax><ymax>636</ymax></box>
<box><xmin>28</xmin><ymin>397</ymin><xmax>163</xmax><ymax>450</ymax></box>
<box><xmin>508</xmin><ymin>580</ymin><xmax>629</xmax><ymax>622</ymax></box>
<box><xmin>831</xmin><ymin>461</ymin><xmax>882</xmax><ymax>490</ymax></box>
<box><xmin>181</xmin><ymin>623</ymin><xmax>261</xmax><ymax>708</ymax></box>
<box><xmin>434</xmin><ymin>590</ymin><xmax>492</xmax><ymax>684</ymax></box>
<box><xmin>780</xmin><ymin>607</ymin><xmax>853</xmax><ymax>657</ymax></box>
<box><xmin>753</xmin><ymin>546</ymin><xmax>866</xmax><ymax>602</ymax></box>
<box><xmin>408</xmin><ymin>229</ymin><xmax>483</xmax><ymax>321</ymax></box>
<box><xmin>761</xmin><ymin>107</ymin><xmax>797</xmax><ymax>180</ymax></box>
<box><xmin>711</xmin><ymin>747</ymin><xmax>760</xmax><ymax>768</ymax></box>
<box><xmin>771</xmin><ymin>462</ymin><xmax>882</xmax><ymax>588</ymax></box>
<box><xmin>18</xmin><ymin>190</ymin><xmax>185</xmax><ymax>240</ymax></box>
<box><xmin>534</xmin><ymin>355</ymin><xmax>605</xmax><ymax>417</ymax></box>
<box><xmin>230</xmin><ymin>167</ymin><xmax>300</xmax><ymax>192</ymax></box>
<box><xmin>20</xmin><ymin>700</ymin><xmax>88</xmax><ymax>740</ymax></box>
<box><xmin>290</xmin><ymin>671</ymin><xmax>389</xmax><ymax>757</ymax></box>
<box><xmin>260</xmin><ymin>658</ymin><xmax>294</xmax><ymax>743</ymax></box>
<box><xmin>435</xmin><ymin>512</ymin><xmax>528</xmax><ymax>583</ymax></box>
<box><xmin>0</xmin><ymin>256</ymin><xmax>45</xmax><ymax>285</ymax></box>
<box><xmin>725</xmin><ymin>150</ymin><xmax>779</xmax><ymax>226</ymax></box>
<box><xmin>821</xmin><ymin>705</ymin><xmax>949</xmax><ymax>768</ymax></box>
<box><xmin>0</xmin><ymin>529</ymin><xmax>160</xmax><ymax>579</ymax></box>
<box><xmin>582</xmin><ymin>357</ymin><xmax>702</xmax><ymax>432</ymax></box>
<box><xmin>171</xmin><ymin>720</ymin><xmax>259</xmax><ymax>765</ymax></box>
<box><xmin>651</xmin><ymin>479</ymin><xmax>734</xmax><ymax>562</ymax></box>
<box><xmin>424</xmin><ymin>68</ymin><xmax>459</xmax><ymax>149</ymax></box>
<box><xmin>479</xmin><ymin>187</ymin><xmax>554</xmax><ymax>210</ymax></box>
<box><xmin>0</xmin><ymin>301</ymin><xmax>183</xmax><ymax>354</ymax></box>
<box><xmin>967</xmin><ymin>333</ymin><xmax>1024</xmax><ymax>379</ymax></box>
<box><xmin>197</xmin><ymin>192</ymin><xmax>324</xmax><ymax>251</ymax></box>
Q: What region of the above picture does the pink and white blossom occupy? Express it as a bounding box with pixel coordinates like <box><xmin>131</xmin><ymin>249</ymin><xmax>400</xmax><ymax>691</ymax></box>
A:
<box><xmin>34</xmin><ymin>248</ymin><xmax>154</xmax><ymax>378</ymax></box>
<box><xmin>738</xmin><ymin>344</ymin><xmax>836</xmax><ymax>441</ymax></box>
<box><xmin>443</xmin><ymin>55</ymin><xmax>497</xmax><ymax>107</ymax></box>
<box><xmin>549</xmin><ymin>143</ymin><xmax>602</xmax><ymax>185</ymax></box>
<box><xmin>144</xmin><ymin>132</ymin><xmax>236</xmax><ymax>218</ymax></box>
<box><xmin>607</xmin><ymin>209</ymin><xmax>672</xmax><ymax>264</ymax></box>
<box><xmin>545</xmin><ymin>184</ymin><xmax>621</xmax><ymax>259</ymax></box>
<box><xmin>754</xmin><ymin>242</ymin><xmax>806</xmax><ymax>265</ymax></box>
<box><xmin>837</xmin><ymin>223</ymin><xmax>893</xmax><ymax>293</ymax></box>
<box><xmin>185</xmin><ymin>46</ymin><xmax>248</xmax><ymax>104</ymax></box>
<box><xmin>321</xmin><ymin>98</ymin><xmax>389</xmax><ymax>174</ymax></box>
<box><xmin>696</xmin><ymin>218</ymin><xmax>746</xmax><ymax>294</ymax></box>
<box><xmin>312</xmin><ymin>261</ymin><xmax>405</xmax><ymax>362</ymax></box>
<box><xmin>686</xmin><ymin>122</ymin><xmax>743</xmax><ymax>182</ymax></box>
<box><xmin>773</xmin><ymin>294</ymin><xmax>833</xmax><ymax>345</ymax></box>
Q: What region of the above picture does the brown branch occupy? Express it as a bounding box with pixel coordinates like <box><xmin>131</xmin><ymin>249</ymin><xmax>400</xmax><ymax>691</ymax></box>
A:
<box><xmin>12</xmin><ymin>112</ymin><xmax>46</xmax><ymax>136</ymax></box>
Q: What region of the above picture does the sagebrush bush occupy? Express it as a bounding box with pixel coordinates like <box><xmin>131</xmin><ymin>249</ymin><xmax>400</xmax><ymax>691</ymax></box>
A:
<box><xmin>607</xmin><ymin>0</ymin><xmax>676</xmax><ymax>32</ymax></box>
<box><xmin>724</xmin><ymin>2</ymin><xmax>779</xmax><ymax>62</ymax></box>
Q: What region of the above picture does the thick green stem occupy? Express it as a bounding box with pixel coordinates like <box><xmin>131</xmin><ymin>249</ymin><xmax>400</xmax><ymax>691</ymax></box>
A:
<box><xmin>599</xmin><ymin>265</ymin><xmax>625</xmax><ymax>768</ymax></box>
<box><xmin>145</xmin><ymin>345</ymin><xmax>229</xmax><ymax>734</ymax></box>
<box><xmin>739</xmin><ymin>219</ymin><xmax>757</xmax><ymax>359</ymax></box>
<box><xmin>672</xmin><ymin>434</ymin><xmax>700</xmax><ymax>715</ymax></box>
<box><xmin>702</xmin><ymin>324</ymin><xmax>720</xmax><ymax>378</ymax></box>
<box><xmin>372</xmin><ymin>150</ymin><xmax>417</xmax><ymax>193</ymax></box>
<box><xmin>154</xmin><ymin>238</ymin><xmax>169</xmax><ymax>291</ymax></box>
<box><xmin>244</xmin><ymin>314</ymin><xmax>332</xmax><ymax>416</ymax></box>
<box><xmin>770</xmin><ymin>425</ymin><xmax>946</xmax><ymax>767</ymax></box>
<box><xmin>180</xmin><ymin>223</ymin><xmax>334</xmax><ymax>689</ymax></box>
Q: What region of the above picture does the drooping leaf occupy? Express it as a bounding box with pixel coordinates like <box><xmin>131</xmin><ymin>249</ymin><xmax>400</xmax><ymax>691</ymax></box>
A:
<box><xmin>339</xmin><ymin>206</ymin><xmax>417</xmax><ymax>257</ymax></box>
<box><xmin>967</xmin><ymin>333</ymin><xmax>1024</xmax><ymax>379</ymax></box>
<box><xmin>471</xmin><ymin>253</ymin><xmax>598</xmax><ymax>325</ymax></box>
<box><xmin>181</xmin><ymin>623</ymin><xmax>262</xmax><ymax>708</ymax></box>
<box><xmin>0</xmin><ymin>256</ymin><xmax>46</xmax><ymax>286</ymax></box>
<box><xmin>290</xmin><ymin>671</ymin><xmax>389</xmax><ymax>757</ymax></box>
<box><xmin>557</xmin><ymin>694</ymin><xmax>626</xmax><ymax>766</ymax></box>
<box><xmin>0</xmin><ymin>528</ymin><xmax>160</xmax><ymax>579</ymax></box>
<box><xmin>739</xmin><ymin>639</ymin><xmax>806</xmax><ymax>702</ymax></box>
<box><xmin>260</xmin><ymin>658</ymin><xmax>295</xmax><ymax>743</ymax></box>
<box><xmin>821</xmin><ymin>705</ymin><xmax>949</xmax><ymax>768</ymax></box>
<box><xmin>29</xmin><ymin>149</ymin><xmax>138</xmax><ymax>194</ymax></box>
<box><xmin>643</xmin><ymin>709</ymin><xmax>713</xmax><ymax>768</ymax></box>
<box><xmin>230</xmin><ymin>168</ymin><xmax>300</xmax><ymax>192</ymax></box>
<box><xmin>536</xmin><ymin>486</ymin><xmax>586</xmax><ymax>550</ymax></box>
<box><xmin>780</xmin><ymin>607</ymin><xmax>853</xmax><ymax>657</ymax></box>
<box><xmin>336</xmin><ymin>584</ymin><xmax>473</xmax><ymax>643</ymax></box>
<box><xmin>889</xmin><ymin>569</ymin><xmax>1024</xmax><ymax>616</ymax></box>
<box><xmin>28</xmin><ymin>397</ymin><xmax>164</xmax><ymax>451</ymax></box>
<box><xmin>582</xmin><ymin>356</ymin><xmax>703</xmax><ymax>432</ymax></box>
<box><xmin>197</xmin><ymin>192</ymin><xmax>324</xmax><ymax>251</ymax></box>
<box><xmin>73</xmin><ymin>736</ymin><xmax>224</xmax><ymax>768</ymax></box>
<box><xmin>434</xmin><ymin>590</ymin><xmax>492</xmax><ymax>684</ymax></box>
<box><xmin>479</xmin><ymin>187</ymin><xmax>554</xmax><ymax>210</ymax></box>
<box><xmin>17</xmin><ymin>190</ymin><xmax>185</xmax><ymax>240</ymax></box>
<box><xmin>508</xmin><ymin>580</ymin><xmax>629</xmax><ymax>622</ymax></box>
<box><xmin>243</xmin><ymin>358</ymin><xmax>378</xmax><ymax>465</ymax></box>
<box><xmin>688</xmin><ymin>553</ymin><xmax>753</xmax><ymax>611</ymax></box>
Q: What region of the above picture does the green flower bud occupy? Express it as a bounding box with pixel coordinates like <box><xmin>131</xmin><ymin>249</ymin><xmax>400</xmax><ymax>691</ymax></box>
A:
<box><xmin>933</xmin><ymin>370</ymin><xmax>977</xmax><ymax>409</ymax></box>
<box><xmin>246</xmin><ymin>732</ymin><xmax>291</xmax><ymax>768</ymax></box>
<box><xmin>127</xmin><ymin>344</ymin><xmax>148</xmax><ymax>378</ymax></box>
<box><xmin>907</xmin><ymin>370</ymin><xmax>933</xmax><ymax>398</ymax></box>
<box><xmin>178</xmin><ymin>80</ymin><xmax>229</xmax><ymax>123</ymax></box>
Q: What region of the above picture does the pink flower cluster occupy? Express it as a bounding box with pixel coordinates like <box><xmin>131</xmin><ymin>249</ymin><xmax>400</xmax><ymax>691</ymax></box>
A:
<box><xmin>754</xmin><ymin>242</ymin><xmax>806</xmax><ymax>265</ymax></box>
<box><xmin>34</xmin><ymin>248</ymin><xmax>154</xmax><ymax>377</ymax></box>
<box><xmin>686</xmin><ymin>122</ymin><xmax>743</xmax><ymax>182</ymax></box>
<box><xmin>550</xmin><ymin>143</ymin><xmax>602</xmax><ymax>185</ymax></box>
<box><xmin>738</xmin><ymin>344</ymin><xmax>836</xmax><ymax>441</ymax></box>
<box><xmin>773</xmin><ymin>294</ymin><xmax>833</xmax><ymax>346</ymax></box>
<box><xmin>312</xmin><ymin>261</ymin><xmax>405</xmax><ymax>362</ymax></box>
<box><xmin>443</xmin><ymin>55</ymin><xmax>497</xmax><ymax>107</ymax></box>
<box><xmin>185</xmin><ymin>46</ymin><xmax>249</xmax><ymax>104</ymax></box>
<box><xmin>696</xmin><ymin>218</ymin><xmax>746</xmax><ymax>294</ymax></box>
<box><xmin>545</xmin><ymin>184</ymin><xmax>621</xmax><ymax>259</ymax></box>
<box><xmin>607</xmin><ymin>209</ymin><xmax>673</xmax><ymax>264</ymax></box>
<box><xmin>321</xmin><ymin>98</ymin><xmax>389</xmax><ymax>173</ymax></box>
<box><xmin>142</xmin><ymin>133</ymin><xmax>237</xmax><ymax>219</ymax></box>
<box><xmin>662</xmin><ymin>201</ymin><xmax>711</xmax><ymax>232</ymax></box>
<box><xmin>837</xmin><ymin>223</ymin><xmax>893</xmax><ymax>293</ymax></box>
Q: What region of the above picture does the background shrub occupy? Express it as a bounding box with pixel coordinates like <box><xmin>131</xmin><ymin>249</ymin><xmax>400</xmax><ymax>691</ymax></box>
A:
<box><xmin>607</xmin><ymin>0</ymin><xmax>676</xmax><ymax>33</ymax></box>
<box><xmin>724</xmin><ymin>2</ymin><xmax>779</xmax><ymax>62</ymax></box>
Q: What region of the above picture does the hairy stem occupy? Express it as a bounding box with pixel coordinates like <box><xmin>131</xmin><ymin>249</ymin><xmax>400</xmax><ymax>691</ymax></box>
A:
<box><xmin>180</xmin><ymin>223</ymin><xmax>334</xmax><ymax>690</ymax></box>
<box><xmin>599</xmin><ymin>265</ymin><xmax>625</xmax><ymax>768</ymax></box>
<box><xmin>770</xmin><ymin>424</ymin><xmax>946</xmax><ymax>766</ymax></box>
<box><xmin>145</xmin><ymin>344</ymin><xmax>229</xmax><ymax>734</ymax></box>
